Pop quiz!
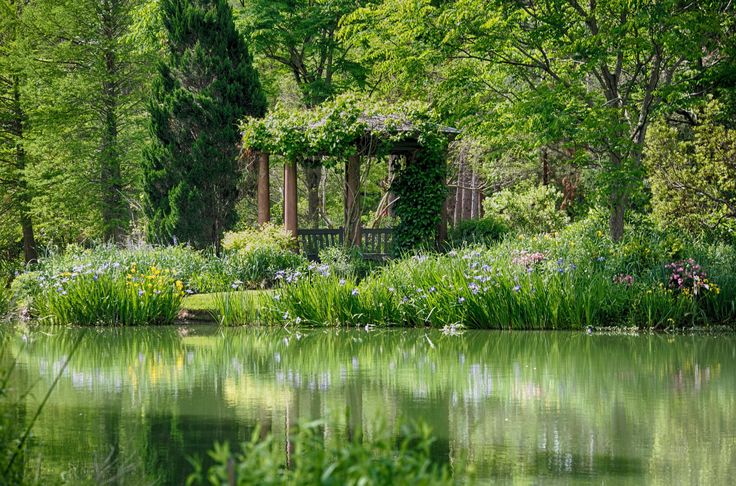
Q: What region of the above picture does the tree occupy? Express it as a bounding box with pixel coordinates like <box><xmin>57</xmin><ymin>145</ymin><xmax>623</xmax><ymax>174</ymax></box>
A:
<box><xmin>0</xmin><ymin>0</ymin><xmax>37</xmax><ymax>262</ymax></box>
<box><xmin>144</xmin><ymin>0</ymin><xmax>266</xmax><ymax>251</ymax></box>
<box><xmin>346</xmin><ymin>0</ymin><xmax>735</xmax><ymax>240</ymax></box>
<box><xmin>646</xmin><ymin>102</ymin><xmax>736</xmax><ymax>240</ymax></box>
<box><xmin>3</xmin><ymin>0</ymin><xmax>155</xmax><ymax>247</ymax></box>
<box><xmin>238</xmin><ymin>0</ymin><xmax>368</xmax><ymax>227</ymax></box>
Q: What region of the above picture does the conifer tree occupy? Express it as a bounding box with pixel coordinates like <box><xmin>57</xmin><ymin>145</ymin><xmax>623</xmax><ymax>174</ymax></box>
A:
<box><xmin>144</xmin><ymin>0</ymin><xmax>265</xmax><ymax>250</ymax></box>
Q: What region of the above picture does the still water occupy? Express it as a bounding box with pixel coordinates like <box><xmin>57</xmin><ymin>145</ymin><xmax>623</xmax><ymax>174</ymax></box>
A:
<box><xmin>5</xmin><ymin>326</ymin><xmax>736</xmax><ymax>484</ymax></box>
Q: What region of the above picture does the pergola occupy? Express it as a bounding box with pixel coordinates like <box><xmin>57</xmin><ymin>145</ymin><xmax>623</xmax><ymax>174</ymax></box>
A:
<box><xmin>248</xmin><ymin>112</ymin><xmax>459</xmax><ymax>255</ymax></box>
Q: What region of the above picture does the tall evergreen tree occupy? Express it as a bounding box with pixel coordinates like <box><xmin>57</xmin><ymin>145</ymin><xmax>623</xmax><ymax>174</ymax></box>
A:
<box><xmin>144</xmin><ymin>0</ymin><xmax>265</xmax><ymax>250</ymax></box>
<box><xmin>0</xmin><ymin>1</ymin><xmax>37</xmax><ymax>262</ymax></box>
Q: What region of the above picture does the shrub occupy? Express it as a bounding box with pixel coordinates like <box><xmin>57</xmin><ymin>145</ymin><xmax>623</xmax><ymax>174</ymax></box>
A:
<box><xmin>483</xmin><ymin>182</ymin><xmax>569</xmax><ymax>234</ymax></box>
<box><xmin>9</xmin><ymin>271</ymin><xmax>43</xmax><ymax>305</ymax></box>
<box><xmin>222</xmin><ymin>223</ymin><xmax>296</xmax><ymax>253</ymax></box>
<box><xmin>189</xmin><ymin>421</ymin><xmax>459</xmax><ymax>486</ymax></box>
<box><xmin>217</xmin><ymin>248</ymin><xmax>307</xmax><ymax>291</ymax></box>
<box><xmin>318</xmin><ymin>246</ymin><xmax>377</xmax><ymax>279</ymax></box>
<box><xmin>449</xmin><ymin>217</ymin><xmax>508</xmax><ymax>247</ymax></box>
<box><xmin>645</xmin><ymin>102</ymin><xmax>736</xmax><ymax>241</ymax></box>
<box><xmin>32</xmin><ymin>263</ymin><xmax>184</xmax><ymax>326</ymax></box>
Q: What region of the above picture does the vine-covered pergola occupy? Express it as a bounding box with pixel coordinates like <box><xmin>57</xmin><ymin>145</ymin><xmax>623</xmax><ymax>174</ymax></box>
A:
<box><xmin>241</xmin><ymin>97</ymin><xmax>459</xmax><ymax>254</ymax></box>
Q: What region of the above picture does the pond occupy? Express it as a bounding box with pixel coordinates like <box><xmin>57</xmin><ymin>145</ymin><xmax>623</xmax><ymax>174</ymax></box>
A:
<box><xmin>4</xmin><ymin>326</ymin><xmax>736</xmax><ymax>484</ymax></box>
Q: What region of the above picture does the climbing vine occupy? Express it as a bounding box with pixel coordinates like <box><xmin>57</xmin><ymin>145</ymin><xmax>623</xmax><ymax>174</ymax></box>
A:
<box><xmin>392</xmin><ymin>146</ymin><xmax>448</xmax><ymax>254</ymax></box>
<box><xmin>241</xmin><ymin>95</ymin><xmax>453</xmax><ymax>251</ymax></box>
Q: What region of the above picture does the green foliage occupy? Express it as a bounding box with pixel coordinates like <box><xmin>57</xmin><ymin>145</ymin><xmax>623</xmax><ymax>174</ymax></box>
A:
<box><xmin>222</xmin><ymin>223</ymin><xmax>296</xmax><ymax>253</ymax></box>
<box><xmin>18</xmin><ymin>0</ymin><xmax>154</xmax><ymax>243</ymax></box>
<box><xmin>241</xmin><ymin>96</ymin><xmax>449</xmax><ymax>164</ymax></box>
<box><xmin>449</xmin><ymin>218</ymin><xmax>508</xmax><ymax>247</ymax></box>
<box><xmin>392</xmin><ymin>149</ymin><xmax>448</xmax><ymax>253</ymax></box>
<box><xmin>143</xmin><ymin>0</ymin><xmax>266</xmax><ymax>249</ymax></box>
<box><xmin>646</xmin><ymin>103</ymin><xmax>736</xmax><ymax>241</ymax></box>
<box><xmin>343</xmin><ymin>0</ymin><xmax>735</xmax><ymax>239</ymax></box>
<box><xmin>264</xmin><ymin>214</ymin><xmax>736</xmax><ymax>329</ymax></box>
<box><xmin>210</xmin><ymin>249</ymin><xmax>307</xmax><ymax>291</ymax></box>
<box><xmin>32</xmin><ymin>263</ymin><xmax>183</xmax><ymax>326</ymax></box>
<box><xmin>483</xmin><ymin>183</ymin><xmax>569</xmax><ymax>235</ymax></box>
<box><xmin>237</xmin><ymin>0</ymin><xmax>368</xmax><ymax>107</ymax></box>
<box><xmin>317</xmin><ymin>246</ymin><xmax>377</xmax><ymax>279</ymax></box>
<box><xmin>8</xmin><ymin>271</ymin><xmax>41</xmax><ymax>307</ymax></box>
<box><xmin>189</xmin><ymin>420</ymin><xmax>457</xmax><ymax>486</ymax></box>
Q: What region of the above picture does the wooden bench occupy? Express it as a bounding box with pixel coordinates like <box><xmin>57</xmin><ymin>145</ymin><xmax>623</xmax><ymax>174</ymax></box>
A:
<box><xmin>297</xmin><ymin>228</ymin><xmax>393</xmax><ymax>260</ymax></box>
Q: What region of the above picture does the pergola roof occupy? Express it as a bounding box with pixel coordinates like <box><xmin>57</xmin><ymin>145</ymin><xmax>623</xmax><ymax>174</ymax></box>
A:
<box><xmin>308</xmin><ymin>113</ymin><xmax>460</xmax><ymax>155</ymax></box>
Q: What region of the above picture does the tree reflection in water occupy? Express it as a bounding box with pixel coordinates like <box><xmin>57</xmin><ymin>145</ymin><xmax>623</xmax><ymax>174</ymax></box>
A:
<box><xmin>5</xmin><ymin>327</ymin><xmax>736</xmax><ymax>485</ymax></box>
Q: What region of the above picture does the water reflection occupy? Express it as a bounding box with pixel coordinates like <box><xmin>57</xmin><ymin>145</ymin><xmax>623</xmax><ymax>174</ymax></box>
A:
<box><xmin>5</xmin><ymin>327</ymin><xmax>736</xmax><ymax>485</ymax></box>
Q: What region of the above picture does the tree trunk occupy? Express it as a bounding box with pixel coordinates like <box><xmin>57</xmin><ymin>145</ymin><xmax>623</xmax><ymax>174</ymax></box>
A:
<box><xmin>607</xmin><ymin>151</ymin><xmax>629</xmax><ymax>243</ymax></box>
<box><xmin>609</xmin><ymin>192</ymin><xmax>626</xmax><ymax>242</ymax></box>
<box><xmin>305</xmin><ymin>163</ymin><xmax>321</xmax><ymax>228</ymax></box>
<box><xmin>542</xmin><ymin>146</ymin><xmax>549</xmax><ymax>185</ymax></box>
<box><xmin>99</xmin><ymin>1</ymin><xmax>127</xmax><ymax>242</ymax></box>
<box><xmin>387</xmin><ymin>155</ymin><xmax>398</xmax><ymax>217</ymax></box>
<box><xmin>453</xmin><ymin>159</ymin><xmax>464</xmax><ymax>225</ymax></box>
<box><xmin>461</xmin><ymin>165</ymin><xmax>472</xmax><ymax>220</ymax></box>
<box><xmin>344</xmin><ymin>154</ymin><xmax>361</xmax><ymax>246</ymax></box>
<box><xmin>470</xmin><ymin>168</ymin><xmax>478</xmax><ymax>219</ymax></box>
<box><xmin>257</xmin><ymin>152</ymin><xmax>270</xmax><ymax>225</ymax></box>
<box><xmin>12</xmin><ymin>77</ymin><xmax>37</xmax><ymax>263</ymax></box>
<box><xmin>284</xmin><ymin>161</ymin><xmax>298</xmax><ymax>238</ymax></box>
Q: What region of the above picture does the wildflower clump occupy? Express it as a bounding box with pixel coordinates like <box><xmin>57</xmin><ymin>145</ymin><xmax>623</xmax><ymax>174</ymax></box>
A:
<box><xmin>511</xmin><ymin>251</ymin><xmax>546</xmax><ymax>268</ymax></box>
<box><xmin>665</xmin><ymin>259</ymin><xmax>719</xmax><ymax>297</ymax></box>
<box><xmin>613</xmin><ymin>274</ymin><xmax>634</xmax><ymax>286</ymax></box>
<box><xmin>33</xmin><ymin>262</ymin><xmax>184</xmax><ymax>326</ymax></box>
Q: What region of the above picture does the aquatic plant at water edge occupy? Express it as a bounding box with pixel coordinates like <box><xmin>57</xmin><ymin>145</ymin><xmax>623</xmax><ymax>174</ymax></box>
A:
<box><xmin>32</xmin><ymin>263</ymin><xmax>183</xmax><ymax>326</ymax></box>
<box><xmin>12</xmin><ymin>244</ymin><xmax>307</xmax><ymax>302</ymax></box>
<box><xmin>214</xmin><ymin>291</ymin><xmax>272</xmax><ymax>326</ymax></box>
<box><xmin>188</xmin><ymin>420</ymin><xmax>461</xmax><ymax>486</ymax></box>
<box><xmin>260</xmin><ymin>218</ymin><xmax>736</xmax><ymax>329</ymax></box>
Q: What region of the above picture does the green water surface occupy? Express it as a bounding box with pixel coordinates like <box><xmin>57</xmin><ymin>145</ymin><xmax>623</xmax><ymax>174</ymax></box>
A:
<box><xmin>4</xmin><ymin>327</ymin><xmax>736</xmax><ymax>485</ymax></box>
